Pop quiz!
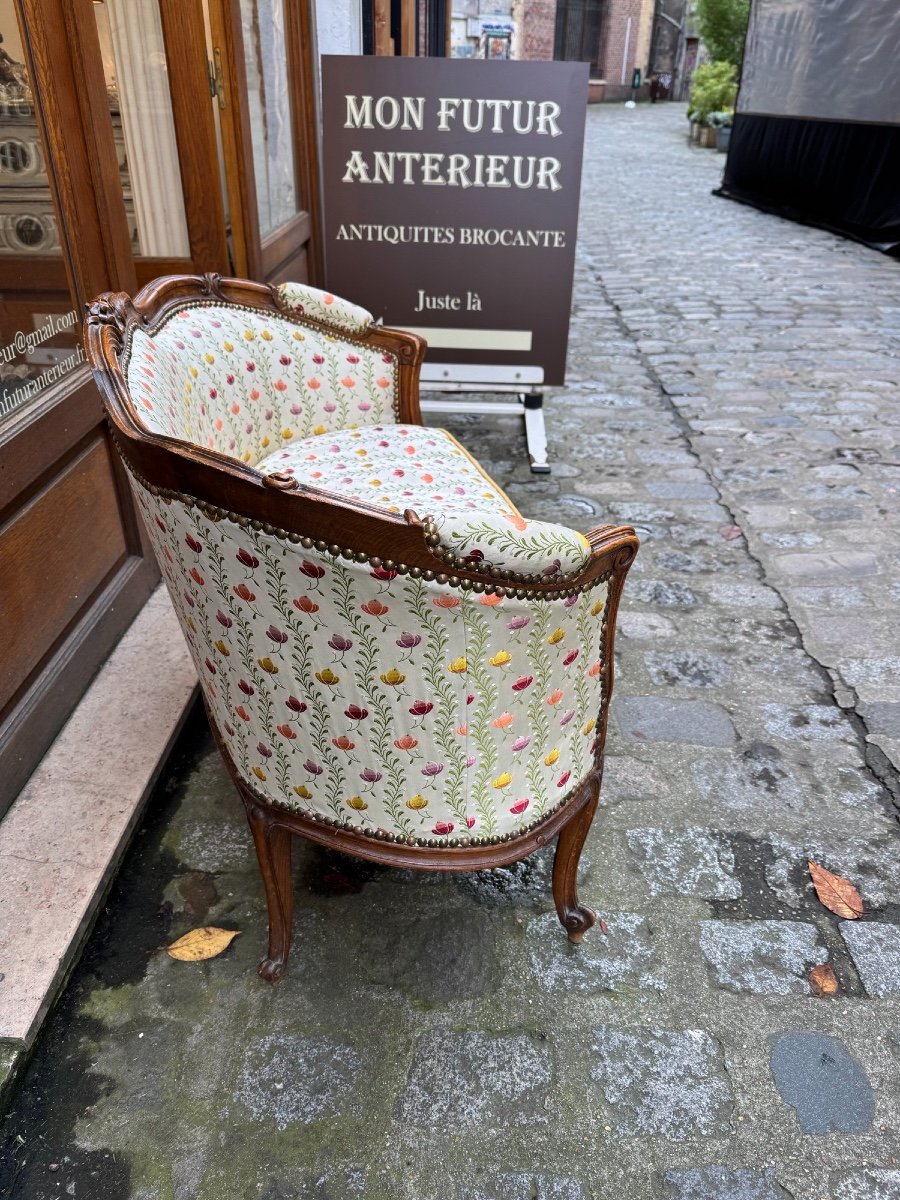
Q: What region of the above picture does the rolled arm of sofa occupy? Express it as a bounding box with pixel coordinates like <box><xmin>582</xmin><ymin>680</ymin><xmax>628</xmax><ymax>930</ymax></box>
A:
<box><xmin>427</xmin><ymin>510</ymin><xmax>593</xmax><ymax>578</ymax></box>
<box><xmin>276</xmin><ymin>281</ymin><xmax>374</xmax><ymax>335</ymax></box>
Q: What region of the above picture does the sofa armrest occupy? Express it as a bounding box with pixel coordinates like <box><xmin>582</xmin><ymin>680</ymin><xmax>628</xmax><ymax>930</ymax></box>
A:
<box><xmin>277</xmin><ymin>282</ymin><xmax>373</xmax><ymax>336</ymax></box>
<box><xmin>428</xmin><ymin>510</ymin><xmax>592</xmax><ymax>578</ymax></box>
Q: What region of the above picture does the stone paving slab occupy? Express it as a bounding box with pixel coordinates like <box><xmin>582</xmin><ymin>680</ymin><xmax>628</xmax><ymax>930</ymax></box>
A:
<box><xmin>2</xmin><ymin>103</ymin><xmax>900</xmax><ymax>1200</ymax></box>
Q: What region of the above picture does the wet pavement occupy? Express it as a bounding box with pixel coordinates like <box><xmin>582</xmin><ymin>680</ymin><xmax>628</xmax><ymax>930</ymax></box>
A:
<box><xmin>2</xmin><ymin>102</ymin><xmax>899</xmax><ymax>1200</ymax></box>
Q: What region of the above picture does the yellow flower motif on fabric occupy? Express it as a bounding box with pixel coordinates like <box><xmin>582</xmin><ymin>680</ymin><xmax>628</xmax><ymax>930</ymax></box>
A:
<box><xmin>577</xmin><ymin>532</ymin><xmax>591</xmax><ymax>552</ymax></box>
<box><xmin>406</xmin><ymin>794</ymin><xmax>428</xmax><ymax>810</ymax></box>
<box><xmin>214</xmin><ymin>639</ymin><xmax>230</xmax><ymax>656</ymax></box>
<box><xmin>347</xmin><ymin>795</ymin><xmax>367</xmax><ymax>811</ymax></box>
<box><xmin>261</xmin><ymin>436</ymin><xmax>270</xmax><ymax>448</ymax></box>
<box><xmin>189</xmin><ymin>366</ymin><xmax>198</xmax><ymax>378</ymax></box>
<box><xmin>547</xmin><ymin>629</ymin><xmax>565</xmax><ymax>645</ymax></box>
<box><xmin>257</xmin><ymin>657</ymin><xmax>278</xmax><ymax>674</ymax></box>
<box><xmin>380</xmin><ymin>668</ymin><xmax>405</xmax><ymax>686</ymax></box>
<box><xmin>281</xmin><ymin>429</ymin><xmax>293</xmax><ymax>439</ymax></box>
<box><xmin>242</xmin><ymin>451</ymin><xmax>252</xmax><ymax>463</ymax></box>
<box><xmin>591</xmin><ymin>599</ymin><xmax>604</xmax><ymax>616</ymax></box>
<box><xmin>244</xmin><ymin>330</ymin><xmax>255</xmax><ymax>341</ymax></box>
<box><xmin>186</xmin><ymin>616</ymin><xmax>196</xmax><ymax>633</ymax></box>
<box><xmin>583</xmin><ymin>718</ymin><xmax>596</xmax><ymax>736</ymax></box>
<box><xmin>492</xmin><ymin>772</ymin><xmax>512</xmax><ymax>789</ymax></box>
<box><xmin>294</xmin><ymin>785</ymin><xmax>312</xmax><ymax>799</ymax></box>
<box><xmin>204</xmin><ymin>352</ymin><xmax>215</xmax><ymax>364</ymax></box>
<box><xmin>316</xmin><ymin>668</ymin><xmax>340</xmax><ymax>685</ymax></box>
<box><xmin>261</xmin><ymin>329</ymin><xmax>273</xmax><ymax>341</ymax></box>
<box><xmin>544</xmin><ymin>748</ymin><xmax>560</xmax><ymax>766</ymax></box>
<box><xmin>223</xmin><ymin>340</ymin><xmax>234</xmax><ymax>352</ymax></box>
<box><xmin>292</xmin><ymin>331</ymin><xmax>305</xmax><ymax>341</ymax></box>
<box><xmin>489</xmin><ymin>651</ymin><xmax>512</xmax><ymax>667</ymax></box>
<box><xmin>448</xmin><ymin>656</ymin><xmax>468</xmax><ymax>674</ymax></box>
<box><xmin>252</xmin><ymin>766</ymin><xmax>266</xmax><ymax>781</ymax></box>
<box><xmin>314</xmin><ymin>424</ymin><xmax>327</xmax><ymax>435</ymax></box>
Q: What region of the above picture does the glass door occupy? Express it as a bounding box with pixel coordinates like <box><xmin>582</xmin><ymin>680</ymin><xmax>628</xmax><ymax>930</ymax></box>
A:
<box><xmin>207</xmin><ymin>0</ymin><xmax>321</xmax><ymax>284</ymax></box>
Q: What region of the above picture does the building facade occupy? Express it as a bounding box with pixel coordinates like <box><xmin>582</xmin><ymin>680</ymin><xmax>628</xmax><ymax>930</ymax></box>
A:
<box><xmin>450</xmin><ymin>0</ymin><xmax>681</xmax><ymax>101</ymax></box>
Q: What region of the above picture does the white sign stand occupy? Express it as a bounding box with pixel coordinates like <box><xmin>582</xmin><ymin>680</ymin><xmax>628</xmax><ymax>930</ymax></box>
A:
<box><xmin>419</xmin><ymin>362</ymin><xmax>551</xmax><ymax>474</ymax></box>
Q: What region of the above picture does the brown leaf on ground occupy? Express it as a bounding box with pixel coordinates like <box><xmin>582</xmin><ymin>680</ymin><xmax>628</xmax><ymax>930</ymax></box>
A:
<box><xmin>598</xmin><ymin>919</ymin><xmax>610</xmax><ymax>936</ymax></box>
<box><xmin>809</xmin><ymin>963</ymin><xmax>839</xmax><ymax>997</ymax></box>
<box><xmin>808</xmin><ymin>860</ymin><xmax>864</xmax><ymax>919</ymax></box>
<box><xmin>166</xmin><ymin>926</ymin><xmax>240</xmax><ymax>962</ymax></box>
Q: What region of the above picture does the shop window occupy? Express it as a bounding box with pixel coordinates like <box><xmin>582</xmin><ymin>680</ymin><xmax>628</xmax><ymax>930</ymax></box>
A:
<box><xmin>0</xmin><ymin>14</ymin><xmax>80</xmax><ymax>427</ymax></box>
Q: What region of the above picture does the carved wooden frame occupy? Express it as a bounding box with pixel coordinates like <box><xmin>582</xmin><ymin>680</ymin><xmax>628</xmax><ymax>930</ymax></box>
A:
<box><xmin>85</xmin><ymin>273</ymin><xmax>639</xmax><ymax>982</ymax></box>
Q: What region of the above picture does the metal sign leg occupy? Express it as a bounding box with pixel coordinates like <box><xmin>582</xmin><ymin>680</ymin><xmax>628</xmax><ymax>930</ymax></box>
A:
<box><xmin>420</xmin><ymin>382</ymin><xmax>552</xmax><ymax>474</ymax></box>
<box><xmin>523</xmin><ymin>393</ymin><xmax>550</xmax><ymax>474</ymax></box>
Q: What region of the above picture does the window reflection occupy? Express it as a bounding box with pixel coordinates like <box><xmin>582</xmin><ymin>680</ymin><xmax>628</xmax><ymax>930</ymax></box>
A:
<box><xmin>0</xmin><ymin>17</ymin><xmax>79</xmax><ymax>426</ymax></box>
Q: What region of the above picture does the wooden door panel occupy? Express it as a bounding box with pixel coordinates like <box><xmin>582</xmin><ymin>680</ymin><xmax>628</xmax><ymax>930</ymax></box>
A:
<box><xmin>268</xmin><ymin>247</ymin><xmax>308</xmax><ymax>287</ymax></box>
<box><xmin>259</xmin><ymin>211</ymin><xmax>311</xmax><ymax>279</ymax></box>
<box><xmin>0</xmin><ymin>435</ymin><xmax>128</xmax><ymax>709</ymax></box>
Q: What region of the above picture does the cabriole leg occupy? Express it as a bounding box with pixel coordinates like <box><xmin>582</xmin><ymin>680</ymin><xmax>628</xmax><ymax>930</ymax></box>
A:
<box><xmin>552</xmin><ymin>773</ymin><xmax>600</xmax><ymax>943</ymax></box>
<box><xmin>243</xmin><ymin>796</ymin><xmax>294</xmax><ymax>983</ymax></box>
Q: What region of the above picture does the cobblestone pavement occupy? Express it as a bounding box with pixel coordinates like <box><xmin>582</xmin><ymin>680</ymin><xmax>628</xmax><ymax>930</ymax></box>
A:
<box><xmin>2</xmin><ymin>104</ymin><xmax>899</xmax><ymax>1200</ymax></box>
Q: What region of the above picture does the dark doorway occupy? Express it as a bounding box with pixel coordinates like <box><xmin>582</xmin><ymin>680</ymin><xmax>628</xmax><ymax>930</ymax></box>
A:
<box><xmin>554</xmin><ymin>0</ymin><xmax>606</xmax><ymax>73</ymax></box>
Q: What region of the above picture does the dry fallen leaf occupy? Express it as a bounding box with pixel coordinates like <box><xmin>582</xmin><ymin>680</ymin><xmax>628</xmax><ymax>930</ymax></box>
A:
<box><xmin>166</xmin><ymin>926</ymin><xmax>240</xmax><ymax>962</ymax></box>
<box><xmin>809</xmin><ymin>963</ymin><xmax>839</xmax><ymax>997</ymax></box>
<box><xmin>598</xmin><ymin>919</ymin><xmax>610</xmax><ymax>936</ymax></box>
<box><xmin>808</xmin><ymin>860</ymin><xmax>864</xmax><ymax>920</ymax></box>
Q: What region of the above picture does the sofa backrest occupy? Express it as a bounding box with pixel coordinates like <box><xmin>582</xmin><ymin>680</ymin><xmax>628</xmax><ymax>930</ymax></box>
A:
<box><xmin>123</xmin><ymin>283</ymin><xmax>400</xmax><ymax>467</ymax></box>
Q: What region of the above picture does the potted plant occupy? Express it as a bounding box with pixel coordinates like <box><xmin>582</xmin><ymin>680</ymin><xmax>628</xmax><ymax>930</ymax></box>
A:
<box><xmin>688</xmin><ymin>61</ymin><xmax>737</xmax><ymax>148</ymax></box>
<box><xmin>708</xmin><ymin>109</ymin><xmax>734</xmax><ymax>151</ymax></box>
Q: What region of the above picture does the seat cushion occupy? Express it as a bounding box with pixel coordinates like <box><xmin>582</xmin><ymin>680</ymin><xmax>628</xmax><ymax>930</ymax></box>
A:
<box><xmin>258</xmin><ymin>424</ymin><xmax>591</xmax><ymax>576</ymax></box>
<box><xmin>258</xmin><ymin>423</ymin><xmax>510</xmax><ymax>516</ymax></box>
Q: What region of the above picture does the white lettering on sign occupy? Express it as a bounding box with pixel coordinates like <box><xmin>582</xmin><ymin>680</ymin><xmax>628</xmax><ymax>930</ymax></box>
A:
<box><xmin>341</xmin><ymin>94</ymin><xmax>565</xmax><ymax>189</ymax></box>
<box><xmin>344</xmin><ymin>94</ymin><xmax>425</xmax><ymax>131</ymax></box>
<box><xmin>341</xmin><ymin>151</ymin><xmax>561</xmax><ymax>191</ymax></box>
<box><xmin>435</xmin><ymin>97</ymin><xmax>562</xmax><ymax>136</ymax></box>
<box><xmin>333</xmin><ymin>224</ymin><xmax>568</xmax><ymax>249</ymax></box>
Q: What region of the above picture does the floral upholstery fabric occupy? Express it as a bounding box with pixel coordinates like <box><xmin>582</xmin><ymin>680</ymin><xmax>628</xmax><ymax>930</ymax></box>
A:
<box><xmin>124</xmin><ymin>294</ymin><xmax>398</xmax><ymax>466</ymax></box>
<box><xmin>130</xmin><ymin>478</ymin><xmax>609</xmax><ymax>844</ymax></box>
<box><xmin>258</xmin><ymin>425</ymin><xmax>592</xmax><ymax>577</ymax></box>
<box><xmin>277</xmin><ymin>282</ymin><xmax>372</xmax><ymax>335</ymax></box>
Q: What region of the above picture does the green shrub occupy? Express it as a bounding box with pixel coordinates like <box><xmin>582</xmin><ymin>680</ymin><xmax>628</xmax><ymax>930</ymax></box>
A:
<box><xmin>689</xmin><ymin>61</ymin><xmax>738</xmax><ymax>125</ymax></box>
<box><xmin>696</xmin><ymin>0</ymin><xmax>750</xmax><ymax>69</ymax></box>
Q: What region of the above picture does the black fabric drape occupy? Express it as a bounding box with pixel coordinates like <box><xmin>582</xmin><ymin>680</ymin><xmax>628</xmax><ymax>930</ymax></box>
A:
<box><xmin>717</xmin><ymin>112</ymin><xmax>900</xmax><ymax>255</ymax></box>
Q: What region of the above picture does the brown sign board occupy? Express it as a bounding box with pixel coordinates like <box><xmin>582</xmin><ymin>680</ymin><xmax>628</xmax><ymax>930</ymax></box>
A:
<box><xmin>321</xmin><ymin>57</ymin><xmax>589</xmax><ymax>387</ymax></box>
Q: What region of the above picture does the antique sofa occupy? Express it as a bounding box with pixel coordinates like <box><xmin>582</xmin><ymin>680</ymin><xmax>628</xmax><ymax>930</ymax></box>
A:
<box><xmin>85</xmin><ymin>274</ymin><xmax>638</xmax><ymax>982</ymax></box>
